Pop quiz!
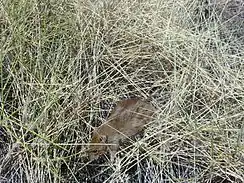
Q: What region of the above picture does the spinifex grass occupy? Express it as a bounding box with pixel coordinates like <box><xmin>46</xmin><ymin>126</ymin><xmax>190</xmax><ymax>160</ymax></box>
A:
<box><xmin>1</xmin><ymin>0</ymin><xmax>243</xmax><ymax>182</ymax></box>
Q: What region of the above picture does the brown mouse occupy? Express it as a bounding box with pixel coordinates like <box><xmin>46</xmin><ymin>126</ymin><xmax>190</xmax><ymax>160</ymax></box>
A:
<box><xmin>88</xmin><ymin>98</ymin><xmax>156</xmax><ymax>161</ymax></box>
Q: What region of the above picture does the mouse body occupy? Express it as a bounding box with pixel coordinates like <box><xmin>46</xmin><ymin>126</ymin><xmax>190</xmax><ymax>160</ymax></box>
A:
<box><xmin>88</xmin><ymin>98</ymin><xmax>156</xmax><ymax>161</ymax></box>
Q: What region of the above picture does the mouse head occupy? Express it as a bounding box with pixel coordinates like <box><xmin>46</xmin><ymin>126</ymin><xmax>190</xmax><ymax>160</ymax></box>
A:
<box><xmin>88</xmin><ymin>127</ymin><xmax>108</xmax><ymax>160</ymax></box>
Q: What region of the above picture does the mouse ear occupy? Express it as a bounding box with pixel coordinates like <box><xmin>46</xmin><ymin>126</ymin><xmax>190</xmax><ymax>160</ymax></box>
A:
<box><xmin>99</xmin><ymin>135</ymin><xmax>107</xmax><ymax>143</ymax></box>
<box><xmin>91</xmin><ymin>127</ymin><xmax>98</xmax><ymax>135</ymax></box>
<box><xmin>92</xmin><ymin>127</ymin><xmax>98</xmax><ymax>132</ymax></box>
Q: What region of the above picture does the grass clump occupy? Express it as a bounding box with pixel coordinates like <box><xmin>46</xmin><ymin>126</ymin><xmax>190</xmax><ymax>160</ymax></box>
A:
<box><xmin>1</xmin><ymin>0</ymin><xmax>244</xmax><ymax>182</ymax></box>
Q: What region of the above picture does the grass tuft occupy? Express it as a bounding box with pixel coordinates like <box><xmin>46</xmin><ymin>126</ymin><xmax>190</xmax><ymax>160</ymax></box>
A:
<box><xmin>1</xmin><ymin>0</ymin><xmax>244</xmax><ymax>182</ymax></box>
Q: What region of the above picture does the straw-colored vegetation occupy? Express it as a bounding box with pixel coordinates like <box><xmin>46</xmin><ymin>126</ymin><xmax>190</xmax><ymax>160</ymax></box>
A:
<box><xmin>1</xmin><ymin>0</ymin><xmax>244</xmax><ymax>182</ymax></box>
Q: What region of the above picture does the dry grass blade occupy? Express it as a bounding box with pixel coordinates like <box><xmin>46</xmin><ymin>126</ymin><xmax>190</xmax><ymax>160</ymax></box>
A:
<box><xmin>0</xmin><ymin>0</ymin><xmax>244</xmax><ymax>182</ymax></box>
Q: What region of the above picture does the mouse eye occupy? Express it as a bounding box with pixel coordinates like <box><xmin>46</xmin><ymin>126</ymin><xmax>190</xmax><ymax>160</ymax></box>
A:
<box><xmin>99</xmin><ymin>135</ymin><xmax>107</xmax><ymax>142</ymax></box>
